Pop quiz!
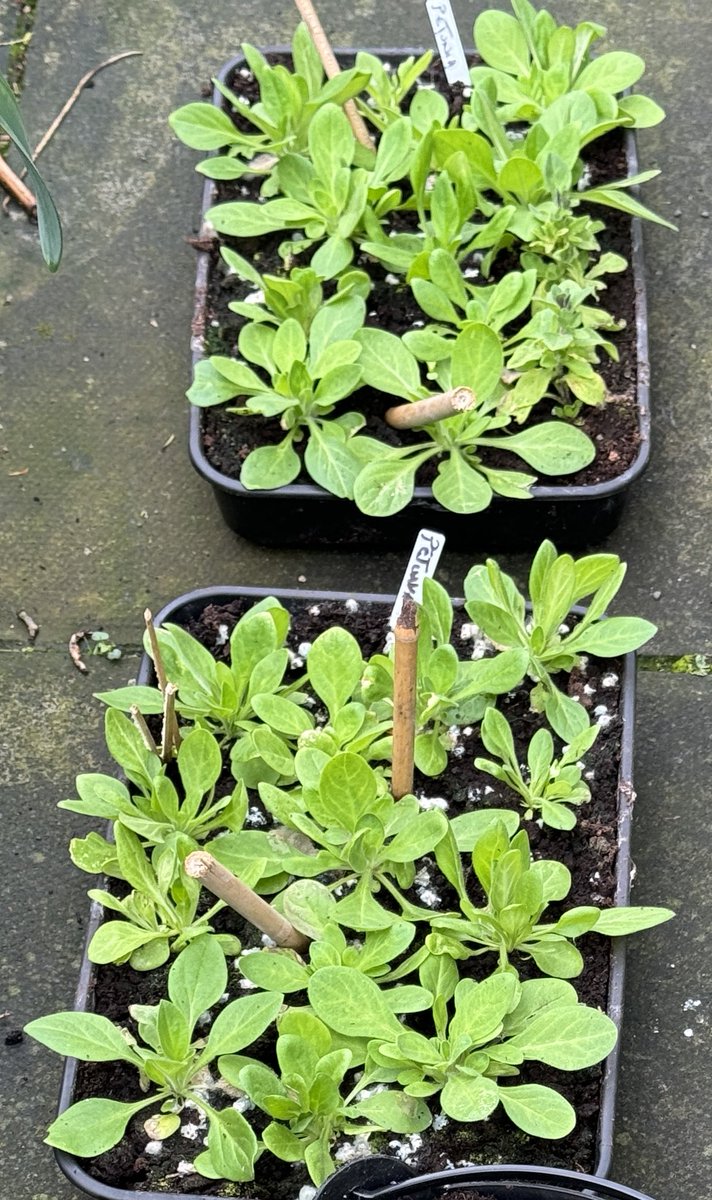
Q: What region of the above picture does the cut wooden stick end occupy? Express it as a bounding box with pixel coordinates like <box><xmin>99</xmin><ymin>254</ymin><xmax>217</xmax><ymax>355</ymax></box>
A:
<box><xmin>386</xmin><ymin>387</ymin><xmax>476</xmax><ymax>431</ymax></box>
<box><xmin>395</xmin><ymin>595</ymin><xmax>418</xmax><ymax>636</ymax></box>
<box><xmin>184</xmin><ymin>851</ymin><xmax>309</xmax><ymax>951</ymax></box>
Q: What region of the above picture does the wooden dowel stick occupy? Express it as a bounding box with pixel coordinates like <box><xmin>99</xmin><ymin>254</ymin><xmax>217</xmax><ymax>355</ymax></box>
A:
<box><xmin>184</xmin><ymin>851</ymin><xmax>309</xmax><ymax>951</ymax></box>
<box><xmin>386</xmin><ymin>387</ymin><xmax>476</xmax><ymax>431</ymax></box>
<box><xmin>0</xmin><ymin>153</ymin><xmax>36</xmax><ymax>211</ymax></box>
<box><xmin>144</xmin><ymin>608</ymin><xmax>168</xmax><ymax>694</ymax></box>
<box><xmin>130</xmin><ymin>704</ymin><xmax>158</xmax><ymax>754</ymax></box>
<box><xmin>292</xmin><ymin>0</ymin><xmax>373</xmax><ymax>148</ymax></box>
<box><xmin>391</xmin><ymin>596</ymin><xmax>419</xmax><ymax>799</ymax></box>
<box><xmin>160</xmin><ymin>682</ymin><xmax>181</xmax><ymax>761</ymax></box>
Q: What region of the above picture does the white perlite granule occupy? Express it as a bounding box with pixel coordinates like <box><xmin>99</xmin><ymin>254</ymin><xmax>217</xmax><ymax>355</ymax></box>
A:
<box><xmin>418</xmin><ymin>794</ymin><xmax>449</xmax><ymax>811</ymax></box>
<box><xmin>601</xmin><ymin>672</ymin><xmax>619</xmax><ymax>687</ymax></box>
<box><xmin>181</xmin><ymin>1123</ymin><xmax>203</xmax><ymax>1141</ymax></box>
<box><xmin>345</xmin><ymin>598</ymin><xmax>360</xmax><ymax>612</ymax></box>
<box><xmin>355</xmin><ymin>1084</ymin><xmax>387</xmax><ymax>1101</ymax></box>
<box><xmin>334</xmin><ymin>1135</ymin><xmax>373</xmax><ymax>1163</ymax></box>
<box><xmin>144</xmin><ymin>1141</ymin><xmax>163</xmax><ymax>1156</ymax></box>
<box><xmin>389</xmin><ymin>1133</ymin><xmax>423</xmax><ymax>1163</ymax></box>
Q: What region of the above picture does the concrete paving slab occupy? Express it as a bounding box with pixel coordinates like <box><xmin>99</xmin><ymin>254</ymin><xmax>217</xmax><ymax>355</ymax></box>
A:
<box><xmin>0</xmin><ymin>646</ymin><xmax>140</xmax><ymax>1200</ymax></box>
<box><xmin>613</xmin><ymin>672</ymin><xmax>712</xmax><ymax>1200</ymax></box>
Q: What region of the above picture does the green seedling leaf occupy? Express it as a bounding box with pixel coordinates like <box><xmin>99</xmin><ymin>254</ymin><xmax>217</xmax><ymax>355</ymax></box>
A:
<box><xmin>45</xmin><ymin>1097</ymin><xmax>154</xmax><ymax>1156</ymax></box>
<box><xmin>498</xmin><ymin>1083</ymin><xmax>575</xmax><ymax>1139</ymax></box>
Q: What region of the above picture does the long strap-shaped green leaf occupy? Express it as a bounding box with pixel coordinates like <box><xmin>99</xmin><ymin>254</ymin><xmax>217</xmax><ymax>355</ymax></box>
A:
<box><xmin>0</xmin><ymin>74</ymin><xmax>62</xmax><ymax>270</ymax></box>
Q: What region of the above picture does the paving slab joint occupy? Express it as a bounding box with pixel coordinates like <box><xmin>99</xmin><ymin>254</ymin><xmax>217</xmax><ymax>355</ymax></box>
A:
<box><xmin>3</xmin><ymin>0</ymin><xmax>39</xmax><ymax>94</ymax></box>
<box><xmin>639</xmin><ymin>653</ymin><xmax>712</xmax><ymax>676</ymax></box>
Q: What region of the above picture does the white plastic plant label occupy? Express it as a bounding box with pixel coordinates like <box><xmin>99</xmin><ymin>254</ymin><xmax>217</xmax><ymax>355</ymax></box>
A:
<box><xmin>424</xmin><ymin>0</ymin><xmax>470</xmax><ymax>85</ymax></box>
<box><xmin>388</xmin><ymin>528</ymin><xmax>446</xmax><ymax>633</ymax></box>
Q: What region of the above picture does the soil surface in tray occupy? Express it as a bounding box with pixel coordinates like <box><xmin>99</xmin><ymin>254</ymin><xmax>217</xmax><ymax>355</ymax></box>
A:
<box><xmin>193</xmin><ymin>55</ymin><xmax>640</xmax><ymax>495</ymax></box>
<box><xmin>74</xmin><ymin>597</ymin><xmax>623</xmax><ymax>1197</ymax></box>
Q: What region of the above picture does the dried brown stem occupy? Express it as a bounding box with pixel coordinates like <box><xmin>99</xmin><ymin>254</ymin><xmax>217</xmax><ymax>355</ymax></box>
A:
<box><xmin>31</xmin><ymin>52</ymin><xmax>142</xmax><ymax>164</ymax></box>
<box><xmin>69</xmin><ymin>630</ymin><xmax>88</xmax><ymax>674</ymax></box>
<box><xmin>143</xmin><ymin>608</ymin><xmax>168</xmax><ymax>694</ymax></box>
<box><xmin>130</xmin><ymin>705</ymin><xmax>158</xmax><ymax>754</ymax></box>
<box><xmin>386</xmin><ymin>387</ymin><xmax>476</xmax><ymax>431</ymax></box>
<box><xmin>160</xmin><ymin>683</ymin><xmax>180</xmax><ymax>761</ymax></box>
<box><xmin>292</xmin><ymin>0</ymin><xmax>373</xmax><ymax>148</ymax></box>
<box><xmin>17</xmin><ymin>610</ymin><xmax>39</xmax><ymax>641</ymax></box>
<box><xmin>391</xmin><ymin>596</ymin><xmax>419</xmax><ymax>800</ymax></box>
<box><xmin>184</xmin><ymin>851</ymin><xmax>309</xmax><ymax>950</ymax></box>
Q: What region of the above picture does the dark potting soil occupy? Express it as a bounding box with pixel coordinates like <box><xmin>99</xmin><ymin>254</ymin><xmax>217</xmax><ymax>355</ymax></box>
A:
<box><xmin>192</xmin><ymin>55</ymin><xmax>641</xmax><ymax>494</ymax></box>
<box><xmin>74</xmin><ymin>597</ymin><xmax>623</xmax><ymax>1197</ymax></box>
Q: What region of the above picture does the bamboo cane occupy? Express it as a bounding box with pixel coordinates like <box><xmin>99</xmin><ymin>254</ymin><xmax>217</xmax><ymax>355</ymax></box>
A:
<box><xmin>391</xmin><ymin>596</ymin><xmax>419</xmax><ymax>799</ymax></box>
<box><xmin>292</xmin><ymin>0</ymin><xmax>373</xmax><ymax>148</ymax></box>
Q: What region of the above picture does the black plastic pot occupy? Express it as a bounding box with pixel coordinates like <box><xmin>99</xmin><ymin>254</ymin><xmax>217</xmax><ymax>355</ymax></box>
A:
<box><xmin>188</xmin><ymin>52</ymin><xmax>650</xmax><ymax>551</ymax></box>
<box><xmin>313</xmin><ymin>1157</ymin><xmax>658</xmax><ymax>1200</ymax></box>
<box><xmin>54</xmin><ymin>586</ymin><xmax>639</xmax><ymax>1200</ymax></box>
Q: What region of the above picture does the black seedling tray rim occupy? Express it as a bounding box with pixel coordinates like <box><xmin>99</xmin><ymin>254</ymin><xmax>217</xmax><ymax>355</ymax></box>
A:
<box><xmin>54</xmin><ymin>585</ymin><xmax>637</xmax><ymax>1199</ymax></box>
<box><xmin>314</xmin><ymin>1157</ymin><xmax>657</xmax><ymax>1200</ymax></box>
<box><xmin>188</xmin><ymin>50</ymin><xmax>651</xmax><ymax>510</ymax></box>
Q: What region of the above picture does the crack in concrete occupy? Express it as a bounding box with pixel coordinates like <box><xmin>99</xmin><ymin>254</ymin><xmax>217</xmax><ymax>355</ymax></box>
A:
<box><xmin>0</xmin><ymin>639</ymin><xmax>143</xmax><ymax>654</ymax></box>
<box><xmin>3</xmin><ymin>0</ymin><xmax>38</xmax><ymax>94</ymax></box>
<box><xmin>639</xmin><ymin>653</ymin><xmax>712</xmax><ymax>676</ymax></box>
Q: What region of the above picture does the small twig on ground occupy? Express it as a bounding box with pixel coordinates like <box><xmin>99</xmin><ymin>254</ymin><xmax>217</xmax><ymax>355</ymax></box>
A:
<box><xmin>184</xmin><ymin>851</ymin><xmax>309</xmax><ymax>950</ymax></box>
<box><xmin>143</xmin><ymin>608</ymin><xmax>168</xmax><ymax>694</ymax></box>
<box><xmin>292</xmin><ymin>0</ymin><xmax>373</xmax><ymax>148</ymax></box>
<box><xmin>130</xmin><ymin>705</ymin><xmax>158</xmax><ymax>754</ymax></box>
<box><xmin>160</xmin><ymin>682</ymin><xmax>181</xmax><ymax>761</ymax></box>
<box><xmin>69</xmin><ymin>630</ymin><xmax>89</xmax><ymax>674</ymax></box>
<box><xmin>32</xmin><ymin>51</ymin><xmax>143</xmax><ymax>163</ymax></box>
<box><xmin>16</xmin><ymin>610</ymin><xmax>39</xmax><ymax>641</ymax></box>
<box><xmin>386</xmin><ymin>387</ymin><xmax>476</xmax><ymax>431</ymax></box>
<box><xmin>391</xmin><ymin>596</ymin><xmax>419</xmax><ymax>799</ymax></box>
<box><xmin>2</xmin><ymin>50</ymin><xmax>142</xmax><ymax>212</ymax></box>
